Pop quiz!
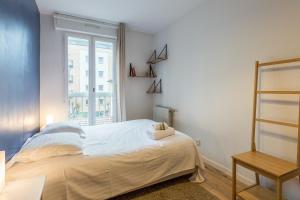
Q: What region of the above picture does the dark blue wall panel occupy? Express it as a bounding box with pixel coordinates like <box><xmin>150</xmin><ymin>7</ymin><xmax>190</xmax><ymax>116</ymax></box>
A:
<box><xmin>0</xmin><ymin>0</ymin><xmax>40</xmax><ymax>160</ymax></box>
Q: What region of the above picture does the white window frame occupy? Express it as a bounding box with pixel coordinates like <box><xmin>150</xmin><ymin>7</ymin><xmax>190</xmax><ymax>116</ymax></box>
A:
<box><xmin>64</xmin><ymin>32</ymin><xmax>117</xmax><ymax>125</ymax></box>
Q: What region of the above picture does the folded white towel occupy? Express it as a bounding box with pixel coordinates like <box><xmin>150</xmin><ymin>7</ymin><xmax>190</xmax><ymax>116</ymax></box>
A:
<box><xmin>147</xmin><ymin>127</ymin><xmax>175</xmax><ymax>140</ymax></box>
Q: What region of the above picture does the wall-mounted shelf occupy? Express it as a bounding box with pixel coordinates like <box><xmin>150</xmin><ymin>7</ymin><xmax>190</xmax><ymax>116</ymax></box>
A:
<box><xmin>147</xmin><ymin>44</ymin><xmax>168</xmax><ymax>64</ymax></box>
<box><xmin>129</xmin><ymin>63</ymin><xmax>157</xmax><ymax>78</ymax></box>
<box><xmin>129</xmin><ymin>44</ymin><xmax>167</xmax><ymax>94</ymax></box>
<box><xmin>147</xmin><ymin>57</ymin><xmax>168</xmax><ymax>64</ymax></box>
<box><xmin>128</xmin><ymin>75</ymin><xmax>157</xmax><ymax>78</ymax></box>
<box><xmin>147</xmin><ymin>79</ymin><xmax>162</xmax><ymax>94</ymax></box>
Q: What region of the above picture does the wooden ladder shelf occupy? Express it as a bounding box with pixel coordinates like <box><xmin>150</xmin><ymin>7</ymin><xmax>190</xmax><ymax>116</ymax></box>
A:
<box><xmin>232</xmin><ymin>58</ymin><xmax>300</xmax><ymax>200</ymax></box>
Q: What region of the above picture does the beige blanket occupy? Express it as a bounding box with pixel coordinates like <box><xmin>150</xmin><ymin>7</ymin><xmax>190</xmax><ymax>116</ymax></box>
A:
<box><xmin>6</xmin><ymin>120</ymin><xmax>204</xmax><ymax>200</ymax></box>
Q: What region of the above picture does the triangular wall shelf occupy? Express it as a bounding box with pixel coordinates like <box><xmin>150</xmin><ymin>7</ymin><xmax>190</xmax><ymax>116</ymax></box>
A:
<box><xmin>157</xmin><ymin>45</ymin><xmax>168</xmax><ymax>60</ymax></box>
<box><xmin>129</xmin><ymin>44</ymin><xmax>167</xmax><ymax>94</ymax></box>
<box><xmin>147</xmin><ymin>44</ymin><xmax>168</xmax><ymax>64</ymax></box>
<box><xmin>128</xmin><ymin>63</ymin><xmax>157</xmax><ymax>78</ymax></box>
<box><xmin>147</xmin><ymin>50</ymin><xmax>157</xmax><ymax>64</ymax></box>
<box><xmin>147</xmin><ymin>79</ymin><xmax>162</xmax><ymax>94</ymax></box>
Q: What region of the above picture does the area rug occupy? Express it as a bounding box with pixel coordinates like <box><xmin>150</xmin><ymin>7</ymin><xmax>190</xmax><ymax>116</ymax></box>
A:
<box><xmin>111</xmin><ymin>175</ymin><xmax>218</xmax><ymax>200</ymax></box>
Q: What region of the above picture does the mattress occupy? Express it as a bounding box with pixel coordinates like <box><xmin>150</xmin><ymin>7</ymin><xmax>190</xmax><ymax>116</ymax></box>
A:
<box><xmin>6</xmin><ymin>119</ymin><xmax>205</xmax><ymax>200</ymax></box>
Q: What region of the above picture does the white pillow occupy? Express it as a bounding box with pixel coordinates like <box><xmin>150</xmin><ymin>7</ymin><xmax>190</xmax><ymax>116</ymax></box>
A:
<box><xmin>41</xmin><ymin>121</ymin><xmax>85</xmax><ymax>137</ymax></box>
<box><xmin>7</xmin><ymin>132</ymin><xmax>83</xmax><ymax>168</ymax></box>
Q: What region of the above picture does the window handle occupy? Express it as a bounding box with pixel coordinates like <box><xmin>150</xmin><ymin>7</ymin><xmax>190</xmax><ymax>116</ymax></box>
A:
<box><xmin>93</xmin><ymin>88</ymin><xmax>95</xmax><ymax>93</ymax></box>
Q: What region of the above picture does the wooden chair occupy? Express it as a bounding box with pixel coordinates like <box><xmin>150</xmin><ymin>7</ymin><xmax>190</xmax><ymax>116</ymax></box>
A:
<box><xmin>232</xmin><ymin>58</ymin><xmax>300</xmax><ymax>200</ymax></box>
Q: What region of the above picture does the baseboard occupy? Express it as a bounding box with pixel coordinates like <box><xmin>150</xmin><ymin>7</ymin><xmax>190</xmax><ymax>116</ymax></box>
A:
<box><xmin>202</xmin><ymin>155</ymin><xmax>254</xmax><ymax>185</ymax></box>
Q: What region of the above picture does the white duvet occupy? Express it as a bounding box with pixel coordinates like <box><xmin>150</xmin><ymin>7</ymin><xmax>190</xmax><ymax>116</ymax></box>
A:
<box><xmin>6</xmin><ymin>119</ymin><xmax>205</xmax><ymax>200</ymax></box>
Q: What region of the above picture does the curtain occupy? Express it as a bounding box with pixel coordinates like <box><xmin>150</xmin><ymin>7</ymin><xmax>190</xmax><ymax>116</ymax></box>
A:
<box><xmin>116</xmin><ymin>23</ymin><xmax>127</xmax><ymax>122</ymax></box>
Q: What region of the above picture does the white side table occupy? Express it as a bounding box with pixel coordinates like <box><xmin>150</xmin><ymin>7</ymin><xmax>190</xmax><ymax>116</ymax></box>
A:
<box><xmin>0</xmin><ymin>176</ymin><xmax>45</xmax><ymax>200</ymax></box>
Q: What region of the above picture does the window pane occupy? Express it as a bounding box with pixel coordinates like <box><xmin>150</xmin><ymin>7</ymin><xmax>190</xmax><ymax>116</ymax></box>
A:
<box><xmin>68</xmin><ymin>37</ymin><xmax>89</xmax><ymax>126</ymax></box>
<box><xmin>98</xmin><ymin>85</ymin><xmax>104</xmax><ymax>91</ymax></box>
<box><xmin>98</xmin><ymin>71</ymin><xmax>104</xmax><ymax>77</ymax></box>
<box><xmin>98</xmin><ymin>57</ymin><xmax>104</xmax><ymax>64</ymax></box>
<box><xmin>95</xmin><ymin>41</ymin><xmax>113</xmax><ymax>125</ymax></box>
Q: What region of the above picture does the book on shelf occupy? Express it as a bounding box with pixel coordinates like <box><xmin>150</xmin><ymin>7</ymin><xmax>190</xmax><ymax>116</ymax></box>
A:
<box><xmin>129</xmin><ymin>63</ymin><xmax>133</xmax><ymax>77</ymax></box>
<box><xmin>129</xmin><ymin>63</ymin><xmax>136</xmax><ymax>77</ymax></box>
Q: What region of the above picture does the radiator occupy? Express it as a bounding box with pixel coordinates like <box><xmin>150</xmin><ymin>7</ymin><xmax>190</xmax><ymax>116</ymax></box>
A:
<box><xmin>153</xmin><ymin>105</ymin><xmax>176</xmax><ymax>127</ymax></box>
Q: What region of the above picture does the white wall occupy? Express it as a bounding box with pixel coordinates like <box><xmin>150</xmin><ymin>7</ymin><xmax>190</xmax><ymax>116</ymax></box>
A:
<box><xmin>125</xmin><ymin>30</ymin><xmax>154</xmax><ymax>120</ymax></box>
<box><xmin>40</xmin><ymin>14</ymin><xmax>154</xmax><ymax>126</ymax></box>
<box><xmin>153</xmin><ymin>0</ymin><xmax>300</xmax><ymax>199</ymax></box>
<box><xmin>40</xmin><ymin>14</ymin><xmax>66</xmax><ymax>126</ymax></box>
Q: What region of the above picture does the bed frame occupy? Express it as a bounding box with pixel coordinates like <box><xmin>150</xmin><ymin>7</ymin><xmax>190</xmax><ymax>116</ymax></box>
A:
<box><xmin>111</xmin><ymin>168</ymin><xmax>196</xmax><ymax>198</ymax></box>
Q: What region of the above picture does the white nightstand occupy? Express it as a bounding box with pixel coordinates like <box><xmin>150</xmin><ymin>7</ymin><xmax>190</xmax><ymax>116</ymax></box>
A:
<box><xmin>0</xmin><ymin>176</ymin><xmax>45</xmax><ymax>200</ymax></box>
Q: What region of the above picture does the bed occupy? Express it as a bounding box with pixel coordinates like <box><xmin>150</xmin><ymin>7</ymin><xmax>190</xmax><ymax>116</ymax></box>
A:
<box><xmin>6</xmin><ymin>119</ymin><xmax>205</xmax><ymax>200</ymax></box>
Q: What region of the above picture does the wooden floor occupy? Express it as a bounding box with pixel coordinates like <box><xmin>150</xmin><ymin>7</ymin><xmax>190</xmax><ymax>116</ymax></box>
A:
<box><xmin>202</xmin><ymin>164</ymin><xmax>246</xmax><ymax>200</ymax></box>
<box><xmin>113</xmin><ymin>163</ymin><xmax>246</xmax><ymax>200</ymax></box>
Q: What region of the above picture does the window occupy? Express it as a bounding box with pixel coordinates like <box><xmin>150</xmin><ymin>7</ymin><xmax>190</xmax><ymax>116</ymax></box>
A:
<box><xmin>67</xmin><ymin>36</ymin><xmax>116</xmax><ymax>126</ymax></box>
<box><xmin>68</xmin><ymin>60</ymin><xmax>74</xmax><ymax>68</ymax></box>
<box><xmin>98</xmin><ymin>71</ymin><xmax>104</xmax><ymax>77</ymax></box>
<box><xmin>98</xmin><ymin>85</ymin><xmax>104</xmax><ymax>91</ymax></box>
<box><xmin>98</xmin><ymin>57</ymin><xmax>104</xmax><ymax>64</ymax></box>
<box><xmin>69</xmin><ymin>75</ymin><xmax>74</xmax><ymax>83</ymax></box>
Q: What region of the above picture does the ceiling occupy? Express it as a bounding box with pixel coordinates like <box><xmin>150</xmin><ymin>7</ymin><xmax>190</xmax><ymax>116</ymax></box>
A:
<box><xmin>35</xmin><ymin>0</ymin><xmax>204</xmax><ymax>34</ymax></box>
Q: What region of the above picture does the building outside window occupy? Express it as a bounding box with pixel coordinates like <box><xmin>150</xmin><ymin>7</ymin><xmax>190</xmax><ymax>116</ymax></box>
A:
<box><xmin>98</xmin><ymin>85</ymin><xmax>104</xmax><ymax>91</ymax></box>
<box><xmin>69</xmin><ymin>75</ymin><xmax>74</xmax><ymax>83</ymax></box>
<box><xmin>68</xmin><ymin>59</ymin><xmax>74</xmax><ymax>68</ymax></box>
<box><xmin>98</xmin><ymin>71</ymin><xmax>104</xmax><ymax>77</ymax></box>
<box><xmin>98</xmin><ymin>57</ymin><xmax>104</xmax><ymax>64</ymax></box>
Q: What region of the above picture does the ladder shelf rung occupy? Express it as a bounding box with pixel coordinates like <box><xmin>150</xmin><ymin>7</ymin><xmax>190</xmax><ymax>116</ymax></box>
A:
<box><xmin>257</xmin><ymin>91</ymin><xmax>300</xmax><ymax>95</ymax></box>
<box><xmin>258</xmin><ymin>57</ymin><xmax>300</xmax><ymax>67</ymax></box>
<box><xmin>256</xmin><ymin>118</ymin><xmax>298</xmax><ymax>128</ymax></box>
<box><xmin>237</xmin><ymin>185</ymin><xmax>281</xmax><ymax>200</ymax></box>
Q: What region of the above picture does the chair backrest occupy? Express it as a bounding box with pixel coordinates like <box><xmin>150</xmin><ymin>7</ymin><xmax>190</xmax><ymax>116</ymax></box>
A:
<box><xmin>251</xmin><ymin>59</ymin><xmax>300</xmax><ymax>167</ymax></box>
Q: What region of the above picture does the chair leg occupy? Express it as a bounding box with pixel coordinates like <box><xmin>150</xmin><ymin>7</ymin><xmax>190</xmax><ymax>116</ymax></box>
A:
<box><xmin>232</xmin><ymin>158</ymin><xmax>237</xmax><ymax>200</ymax></box>
<box><xmin>255</xmin><ymin>173</ymin><xmax>260</xmax><ymax>185</ymax></box>
<box><xmin>276</xmin><ymin>179</ymin><xmax>282</xmax><ymax>200</ymax></box>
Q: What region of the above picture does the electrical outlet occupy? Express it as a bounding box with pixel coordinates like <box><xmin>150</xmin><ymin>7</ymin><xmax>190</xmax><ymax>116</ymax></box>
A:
<box><xmin>195</xmin><ymin>139</ymin><xmax>201</xmax><ymax>146</ymax></box>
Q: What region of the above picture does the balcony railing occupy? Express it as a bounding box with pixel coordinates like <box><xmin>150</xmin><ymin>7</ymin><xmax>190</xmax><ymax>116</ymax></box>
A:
<box><xmin>68</xmin><ymin>92</ymin><xmax>113</xmax><ymax>126</ymax></box>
